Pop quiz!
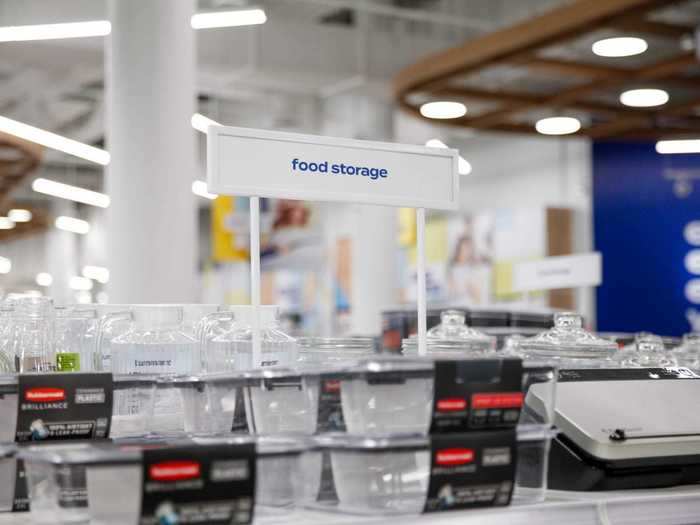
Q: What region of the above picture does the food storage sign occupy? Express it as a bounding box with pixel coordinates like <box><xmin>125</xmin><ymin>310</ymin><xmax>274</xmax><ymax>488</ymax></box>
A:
<box><xmin>207</xmin><ymin>126</ymin><xmax>459</xmax><ymax>210</ymax></box>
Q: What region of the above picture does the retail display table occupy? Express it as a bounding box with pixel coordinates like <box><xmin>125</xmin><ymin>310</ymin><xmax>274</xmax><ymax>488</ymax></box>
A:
<box><xmin>2</xmin><ymin>486</ymin><xmax>699</xmax><ymax>525</ymax></box>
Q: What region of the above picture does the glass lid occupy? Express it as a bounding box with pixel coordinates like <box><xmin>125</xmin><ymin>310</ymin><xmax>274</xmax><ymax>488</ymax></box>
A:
<box><xmin>402</xmin><ymin>310</ymin><xmax>494</xmax><ymax>351</ymax></box>
<box><xmin>518</xmin><ymin>312</ymin><xmax>617</xmax><ymax>357</ymax></box>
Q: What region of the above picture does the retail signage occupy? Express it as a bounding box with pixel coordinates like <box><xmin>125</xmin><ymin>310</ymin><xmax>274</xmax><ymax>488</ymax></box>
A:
<box><xmin>207</xmin><ymin>126</ymin><xmax>459</xmax><ymax>210</ymax></box>
<box><xmin>512</xmin><ymin>252</ymin><xmax>602</xmax><ymax>293</ymax></box>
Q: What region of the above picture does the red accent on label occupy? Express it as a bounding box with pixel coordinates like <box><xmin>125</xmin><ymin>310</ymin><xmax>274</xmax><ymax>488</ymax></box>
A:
<box><xmin>436</xmin><ymin>397</ymin><xmax>467</xmax><ymax>412</ymax></box>
<box><xmin>25</xmin><ymin>387</ymin><xmax>65</xmax><ymax>402</ymax></box>
<box><xmin>471</xmin><ymin>392</ymin><xmax>524</xmax><ymax>410</ymax></box>
<box><xmin>323</xmin><ymin>380</ymin><xmax>341</xmax><ymax>393</ymax></box>
<box><xmin>149</xmin><ymin>461</ymin><xmax>201</xmax><ymax>481</ymax></box>
<box><xmin>436</xmin><ymin>448</ymin><xmax>475</xmax><ymax>466</ymax></box>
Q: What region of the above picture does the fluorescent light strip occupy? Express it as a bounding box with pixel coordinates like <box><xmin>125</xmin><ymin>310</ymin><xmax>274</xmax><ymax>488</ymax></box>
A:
<box><xmin>192</xmin><ymin>180</ymin><xmax>218</xmax><ymax>200</ymax></box>
<box><xmin>191</xmin><ymin>113</ymin><xmax>221</xmax><ymax>133</ymax></box>
<box><xmin>32</xmin><ymin>178</ymin><xmax>110</xmax><ymax>208</ymax></box>
<box><xmin>55</xmin><ymin>216</ymin><xmax>90</xmax><ymax>235</ymax></box>
<box><xmin>656</xmin><ymin>139</ymin><xmax>700</xmax><ymax>155</ymax></box>
<box><xmin>191</xmin><ymin>9</ymin><xmax>267</xmax><ymax>29</ymax></box>
<box><xmin>0</xmin><ymin>20</ymin><xmax>111</xmax><ymax>43</ymax></box>
<box><xmin>0</xmin><ymin>115</ymin><xmax>109</xmax><ymax>165</ymax></box>
<box><xmin>426</xmin><ymin>139</ymin><xmax>472</xmax><ymax>175</ymax></box>
<box><xmin>82</xmin><ymin>265</ymin><xmax>109</xmax><ymax>284</ymax></box>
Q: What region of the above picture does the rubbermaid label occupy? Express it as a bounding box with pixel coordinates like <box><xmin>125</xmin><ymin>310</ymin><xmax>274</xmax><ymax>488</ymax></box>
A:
<box><xmin>25</xmin><ymin>387</ymin><xmax>66</xmax><ymax>402</ymax></box>
<box><xmin>150</xmin><ymin>461</ymin><xmax>201</xmax><ymax>482</ymax></box>
<box><xmin>436</xmin><ymin>448</ymin><xmax>474</xmax><ymax>466</ymax></box>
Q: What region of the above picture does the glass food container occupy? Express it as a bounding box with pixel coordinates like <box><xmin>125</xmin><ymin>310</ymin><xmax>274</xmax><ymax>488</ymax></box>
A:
<box><xmin>201</xmin><ymin>305</ymin><xmax>298</xmax><ymax>372</ymax></box>
<box><xmin>401</xmin><ymin>310</ymin><xmax>496</xmax><ymax>356</ymax></box>
<box><xmin>306</xmin><ymin>424</ymin><xmax>554</xmax><ymax>515</ymax></box>
<box><xmin>104</xmin><ymin>305</ymin><xmax>198</xmax><ymax>433</ymax></box>
<box><xmin>673</xmin><ymin>333</ymin><xmax>700</xmax><ymax>371</ymax></box>
<box><xmin>19</xmin><ymin>436</ymin><xmax>319</xmax><ymax>524</ymax></box>
<box><xmin>616</xmin><ymin>332</ymin><xmax>678</xmax><ymax>368</ymax></box>
<box><xmin>516</xmin><ymin>312</ymin><xmax>617</xmax><ymax>368</ymax></box>
<box><xmin>0</xmin><ymin>374</ymin><xmax>156</xmax><ymax>442</ymax></box>
<box><xmin>341</xmin><ymin>357</ymin><xmax>557</xmax><ymax>435</ymax></box>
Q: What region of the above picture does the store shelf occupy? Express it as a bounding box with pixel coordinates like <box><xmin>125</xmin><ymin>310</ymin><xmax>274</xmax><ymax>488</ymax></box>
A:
<box><xmin>2</xmin><ymin>487</ymin><xmax>699</xmax><ymax>525</ymax></box>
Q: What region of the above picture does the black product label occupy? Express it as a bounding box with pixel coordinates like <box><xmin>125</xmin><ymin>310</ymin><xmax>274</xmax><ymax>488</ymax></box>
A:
<box><xmin>430</xmin><ymin>359</ymin><xmax>523</xmax><ymax>433</ymax></box>
<box><xmin>12</xmin><ymin>460</ymin><xmax>29</xmax><ymax>512</ymax></box>
<box><xmin>230</xmin><ymin>386</ymin><xmax>249</xmax><ymax>434</ymax></box>
<box><xmin>140</xmin><ymin>443</ymin><xmax>255</xmax><ymax>525</ymax></box>
<box><xmin>55</xmin><ymin>465</ymin><xmax>88</xmax><ymax>509</ymax></box>
<box><xmin>316</xmin><ymin>451</ymin><xmax>339</xmax><ymax>503</ymax></box>
<box><xmin>262</xmin><ymin>377</ymin><xmax>302</xmax><ymax>391</ymax></box>
<box><xmin>423</xmin><ymin>430</ymin><xmax>516</xmax><ymax>513</ymax></box>
<box><xmin>559</xmin><ymin>367</ymin><xmax>700</xmax><ymax>382</ymax></box>
<box><xmin>316</xmin><ymin>376</ymin><xmax>345</xmax><ymax>433</ymax></box>
<box><xmin>15</xmin><ymin>373</ymin><xmax>113</xmax><ymax>442</ymax></box>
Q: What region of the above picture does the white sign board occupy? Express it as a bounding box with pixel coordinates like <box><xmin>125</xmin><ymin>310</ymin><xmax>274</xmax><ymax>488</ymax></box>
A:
<box><xmin>512</xmin><ymin>252</ymin><xmax>602</xmax><ymax>292</ymax></box>
<box><xmin>207</xmin><ymin>126</ymin><xmax>459</xmax><ymax>210</ymax></box>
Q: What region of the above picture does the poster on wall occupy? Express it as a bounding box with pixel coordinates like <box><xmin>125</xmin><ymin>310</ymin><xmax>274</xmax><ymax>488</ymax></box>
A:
<box><xmin>446</xmin><ymin>214</ymin><xmax>493</xmax><ymax>304</ymax></box>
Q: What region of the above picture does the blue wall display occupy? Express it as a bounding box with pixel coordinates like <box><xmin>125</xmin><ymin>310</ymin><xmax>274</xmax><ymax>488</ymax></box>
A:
<box><xmin>593</xmin><ymin>141</ymin><xmax>700</xmax><ymax>336</ymax></box>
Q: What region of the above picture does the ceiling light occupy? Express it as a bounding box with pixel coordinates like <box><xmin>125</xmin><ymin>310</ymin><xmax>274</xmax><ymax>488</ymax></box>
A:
<box><xmin>191</xmin><ymin>8</ymin><xmax>267</xmax><ymax>29</ymax></box>
<box><xmin>425</xmin><ymin>139</ymin><xmax>472</xmax><ymax>175</ymax></box>
<box><xmin>0</xmin><ymin>116</ymin><xmax>109</xmax><ymax>165</ymax></box>
<box><xmin>69</xmin><ymin>276</ymin><xmax>93</xmax><ymax>291</ymax></box>
<box><xmin>592</xmin><ymin>37</ymin><xmax>648</xmax><ymax>58</ymax></box>
<box><xmin>8</xmin><ymin>209</ymin><xmax>31</xmax><ymax>222</ymax></box>
<box><xmin>620</xmin><ymin>88</ymin><xmax>669</xmax><ymax>108</ymax></box>
<box><xmin>191</xmin><ymin>113</ymin><xmax>221</xmax><ymax>134</ymax></box>
<box><xmin>0</xmin><ymin>20</ymin><xmax>111</xmax><ymax>43</ymax></box>
<box><xmin>0</xmin><ymin>217</ymin><xmax>15</xmax><ymax>230</ymax></box>
<box><xmin>0</xmin><ymin>257</ymin><xmax>11</xmax><ymax>274</ymax></box>
<box><xmin>35</xmin><ymin>272</ymin><xmax>53</xmax><ymax>287</ymax></box>
<box><xmin>656</xmin><ymin>139</ymin><xmax>700</xmax><ymax>154</ymax></box>
<box><xmin>55</xmin><ymin>216</ymin><xmax>90</xmax><ymax>235</ymax></box>
<box><xmin>420</xmin><ymin>101</ymin><xmax>467</xmax><ymax>120</ymax></box>
<box><xmin>192</xmin><ymin>180</ymin><xmax>218</xmax><ymax>200</ymax></box>
<box><xmin>82</xmin><ymin>265</ymin><xmax>109</xmax><ymax>284</ymax></box>
<box><xmin>32</xmin><ymin>178</ymin><xmax>110</xmax><ymax>208</ymax></box>
<box><xmin>535</xmin><ymin>116</ymin><xmax>581</xmax><ymax>136</ymax></box>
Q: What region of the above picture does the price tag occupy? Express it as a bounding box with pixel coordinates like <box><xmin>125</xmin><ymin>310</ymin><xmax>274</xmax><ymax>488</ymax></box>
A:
<box><xmin>140</xmin><ymin>443</ymin><xmax>256</xmax><ymax>525</ymax></box>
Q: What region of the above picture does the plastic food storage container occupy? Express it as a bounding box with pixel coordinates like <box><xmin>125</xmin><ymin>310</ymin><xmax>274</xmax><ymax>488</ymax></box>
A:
<box><xmin>306</xmin><ymin>424</ymin><xmax>554</xmax><ymax>515</ymax></box>
<box><xmin>244</xmin><ymin>367</ymin><xmax>321</xmax><ymax>435</ymax></box>
<box><xmin>19</xmin><ymin>436</ymin><xmax>319</xmax><ymax>523</ymax></box>
<box><xmin>54</xmin><ymin>307</ymin><xmax>98</xmax><ymax>372</ymax></box>
<box><xmin>673</xmin><ymin>333</ymin><xmax>700</xmax><ymax>371</ymax></box>
<box><xmin>0</xmin><ymin>443</ymin><xmax>17</xmax><ymax>512</ymax></box>
<box><xmin>201</xmin><ymin>305</ymin><xmax>298</xmax><ymax>372</ymax></box>
<box><xmin>515</xmin><ymin>312</ymin><xmax>617</xmax><ymax>368</ymax></box>
<box><xmin>616</xmin><ymin>332</ymin><xmax>678</xmax><ymax>368</ymax></box>
<box><xmin>297</xmin><ymin>337</ymin><xmax>375</xmax><ymax>364</ymax></box>
<box><xmin>401</xmin><ymin>310</ymin><xmax>496</xmax><ymax>356</ymax></box>
<box><xmin>0</xmin><ymin>374</ymin><xmax>156</xmax><ymax>441</ymax></box>
<box><xmin>341</xmin><ymin>358</ymin><xmax>556</xmax><ymax>434</ymax></box>
<box><xmin>5</xmin><ymin>297</ymin><xmax>55</xmax><ymax>372</ymax></box>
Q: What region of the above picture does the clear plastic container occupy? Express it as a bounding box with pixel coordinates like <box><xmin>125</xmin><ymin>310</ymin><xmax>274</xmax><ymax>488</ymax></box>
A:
<box><xmin>673</xmin><ymin>333</ymin><xmax>700</xmax><ymax>371</ymax></box>
<box><xmin>401</xmin><ymin>310</ymin><xmax>496</xmax><ymax>356</ymax></box>
<box><xmin>244</xmin><ymin>367</ymin><xmax>321</xmax><ymax>435</ymax></box>
<box><xmin>306</xmin><ymin>424</ymin><xmax>554</xmax><ymax>515</ymax></box>
<box><xmin>6</xmin><ymin>297</ymin><xmax>55</xmax><ymax>372</ymax></box>
<box><xmin>0</xmin><ymin>443</ymin><xmax>17</xmax><ymax>512</ymax></box>
<box><xmin>616</xmin><ymin>332</ymin><xmax>678</xmax><ymax>368</ymax></box>
<box><xmin>201</xmin><ymin>305</ymin><xmax>298</xmax><ymax>372</ymax></box>
<box><xmin>515</xmin><ymin>312</ymin><xmax>617</xmax><ymax>368</ymax></box>
<box><xmin>19</xmin><ymin>436</ymin><xmax>319</xmax><ymax>523</ymax></box>
<box><xmin>297</xmin><ymin>337</ymin><xmax>375</xmax><ymax>364</ymax></box>
<box><xmin>341</xmin><ymin>357</ymin><xmax>557</xmax><ymax>435</ymax></box>
<box><xmin>0</xmin><ymin>374</ymin><xmax>156</xmax><ymax>442</ymax></box>
<box><xmin>103</xmin><ymin>305</ymin><xmax>198</xmax><ymax>433</ymax></box>
<box><xmin>54</xmin><ymin>307</ymin><xmax>98</xmax><ymax>372</ymax></box>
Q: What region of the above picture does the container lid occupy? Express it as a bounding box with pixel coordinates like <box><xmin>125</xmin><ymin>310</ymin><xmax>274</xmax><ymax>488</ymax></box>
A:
<box><xmin>402</xmin><ymin>310</ymin><xmax>495</xmax><ymax>352</ymax></box>
<box><xmin>617</xmin><ymin>333</ymin><xmax>677</xmax><ymax>368</ymax></box>
<box><xmin>192</xmin><ymin>435</ymin><xmax>313</xmax><ymax>455</ymax></box>
<box><xmin>131</xmin><ymin>305</ymin><xmax>184</xmax><ymax>326</ymax></box>
<box><xmin>518</xmin><ymin>312</ymin><xmax>617</xmax><ymax>357</ymax></box>
<box><xmin>157</xmin><ymin>372</ymin><xmax>248</xmax><ymax>388</ymax></box>
<box><xmin>297</xmin><ymin>337</ymin><xmax>375</xmax><ymax>351</ymax></box>
<box><xmin>675</xmin><ymin>333</ymin><xmax>700</xmax><ymax>354</ymax></box>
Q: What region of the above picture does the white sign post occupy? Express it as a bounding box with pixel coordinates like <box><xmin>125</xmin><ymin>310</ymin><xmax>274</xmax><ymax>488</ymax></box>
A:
<box><xmin>207</xmin><ymin>126</ymin><xmax>459</xmax><ymax>364</ymax></box>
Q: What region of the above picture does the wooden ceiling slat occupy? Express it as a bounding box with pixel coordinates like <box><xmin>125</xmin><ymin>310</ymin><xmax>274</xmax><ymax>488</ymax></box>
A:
<box><xmin>608</xmin><ymin>16</ymin><xmax>694</xmax><ymax>38</ymax></box>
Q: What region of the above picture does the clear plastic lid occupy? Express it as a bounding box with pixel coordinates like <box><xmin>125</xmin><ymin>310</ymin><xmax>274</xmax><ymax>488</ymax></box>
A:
<box><xmin>617</xmin><ymin>332</ymin><xmax>677</xmax><ymax>368</ymax></box>
<box><xmin>297</xmin><ymin>337</ymin><xmax>375</xmax><ymax>351</ymax></box>
<box><xmin>517</xmin><ymin>312</ymin><xmax>617</xmax><ymax>358</ymax></box>
<box><xmin>345</xmin><ymin>356</ymin><xmax>434</xmax><ymax>377</ymax></box>
<box><xmin>674</xmin><ymin>333</ymin><xmax>700</xmax><ymax>370</ymax></box>
<box><xmin>401</xmin><ymin>310</ymin><xmax>495</xmax><ymax>353</ymax></box>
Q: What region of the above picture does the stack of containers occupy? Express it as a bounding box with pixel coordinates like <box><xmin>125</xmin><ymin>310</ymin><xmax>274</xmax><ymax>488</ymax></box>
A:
<box><xmin>673</xmin><ymin>333</ymin><xmax>700</xmax><ymax>371</ymax></box>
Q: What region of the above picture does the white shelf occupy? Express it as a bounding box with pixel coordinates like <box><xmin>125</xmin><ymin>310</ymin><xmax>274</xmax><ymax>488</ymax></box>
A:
<box><xmin>2</xmin><ymin>487</ymin><xmax>699</xmax><ymax>525</ymax></box>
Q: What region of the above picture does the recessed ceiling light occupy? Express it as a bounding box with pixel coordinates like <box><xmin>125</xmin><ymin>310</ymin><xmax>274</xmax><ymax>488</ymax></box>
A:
<box><xmin>420</xmin><ymin>101</ymin><xmax>467</xmax><ymax>120</ymax></box>
<box><xmin>620</xmin><ymin>88</ymin><xmax>669</xmax><ymax>108</ymax></box>
<box><xmin>0</xmin><ymin>257</ymin><xmax>11</xmax><ymax>274</ymax></box>
<box><xmin>35</xmin><ymin>272</ymin><xmax>53</xmax><ymax>287</ymax></box>
<box><xmin>69</xmin><ymin>276</ymin><xmax>93</xmax><ymax>291</ymax></box>
<box><xmin>8</xmin><ymin>209</ymin><xmax>31</xmax><ymax>222</ymax></box>
<box><xmin>592</xmin><ymin>37</ymin><xmax>648</xmax><ymax>58</ymax></box>
<box><xmin>535</xmin><ymin>116</ymin><xmax>581</xmax><ymax>136</ymax></box>
<box><xmin>0</xmin><ymin>217</ymin><xmax>15</xmax><ymax>230</ymax></box>
<box><xmin>656</xmin><ymin>139</ymin><xmax>700</xmax><ymax>154</ymax></box>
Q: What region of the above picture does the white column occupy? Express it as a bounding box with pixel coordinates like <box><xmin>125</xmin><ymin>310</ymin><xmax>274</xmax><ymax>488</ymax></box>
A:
<box><xmin>47</xmin><ymin>201</ymin><xmax>78</xmax><ymax>304</ymax></box>
<box><xmin>105</xmin><ymin>0</ymin><xmax>197</xmax><ymax>303</ymax></box>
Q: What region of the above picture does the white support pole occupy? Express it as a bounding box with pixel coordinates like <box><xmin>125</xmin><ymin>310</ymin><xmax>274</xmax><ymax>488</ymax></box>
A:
<box><xmin>416</xmin><ymin>207</ymin><xmax>427</xmax><ymax>356</ymax></box>
<box><xmin>250</xmin><ymin>196</ymin><xmax>262</xmax><ymax>368</ymax></box>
